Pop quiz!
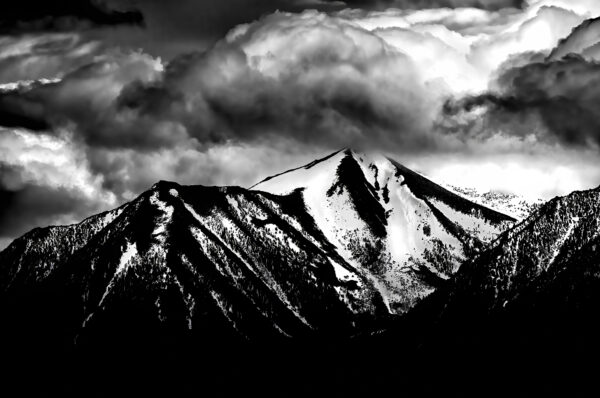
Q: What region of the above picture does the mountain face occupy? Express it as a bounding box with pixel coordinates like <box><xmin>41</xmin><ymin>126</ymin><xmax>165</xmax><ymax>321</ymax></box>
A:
<box><xmin>0</xmin><ymin>149</ymin><xmax>514</xmax><ymax>346</ymax></box>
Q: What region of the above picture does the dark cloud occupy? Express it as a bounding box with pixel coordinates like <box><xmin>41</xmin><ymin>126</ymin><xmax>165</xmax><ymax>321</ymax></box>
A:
<box><xmin>0</xmin><ymin>0</ymin><xmax>143</xmax><ymax>34</ymax></box>
<box><xmin>0</xmin><ymin>164</ymin><xmax>105</xmax><ymax>240</ymax></box>
<box><xmin>95</xmin><ymin>0</ymin><xmax>524</xmax><ymax>59</ymax></box>
<box><xmin>0</xmin><ymin>12</ymin><xmax>436</xmax><ymax>155</ymax></box>
<box><xmin>0</xmin><ymin>90</ymin><xmax>51</xmax><ymax>131</ymax></box>
<box><xmin>94</xmin><ymin>0</ymin><xmax>340</xmax><ymax>58</ymax></box>
<box><xmin>444</xmin><ymin>55</ymin><xmax>600</xmax><ymax>148</ymax></box>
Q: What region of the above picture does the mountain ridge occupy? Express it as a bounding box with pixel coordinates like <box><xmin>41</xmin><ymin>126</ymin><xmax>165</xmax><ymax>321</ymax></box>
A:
<box><xmin>0</xmin><ymin>148</ymin><xmax>514</xmax><ymax>344</ymax></box>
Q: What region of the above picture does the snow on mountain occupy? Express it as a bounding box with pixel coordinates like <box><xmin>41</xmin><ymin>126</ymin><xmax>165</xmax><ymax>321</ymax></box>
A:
<box><xmin>445</xmin><ymin>185</ymin><xmax>544</xmax><ymax>220</ymax></box>
<box><xmin>252</xmin><ymin>149</ymin><xmax>515</xmax><ymax>313</ymax></box>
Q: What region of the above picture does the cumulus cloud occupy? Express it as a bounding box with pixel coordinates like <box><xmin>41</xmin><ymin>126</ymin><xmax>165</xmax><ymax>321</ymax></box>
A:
<box><xmin>444</xmin><ymin>9</ymin><xmax>600</xmax><ymax>150</ymax></box>
<box><xmin>1</xmin><ymin>3</ymin><xmax>586</xmax><ymax>154</ymax></box>
<box><xmin>0</xmin><ymin>11</ymin><xmax>440</xmax><ymax>154</ymax></box>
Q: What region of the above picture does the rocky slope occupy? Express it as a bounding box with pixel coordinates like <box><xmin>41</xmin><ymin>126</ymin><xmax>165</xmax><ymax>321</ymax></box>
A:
<box><xmin>442</xmin><ymin>186</ymin><xmax>600</xmax><ymax>314</ymax></box>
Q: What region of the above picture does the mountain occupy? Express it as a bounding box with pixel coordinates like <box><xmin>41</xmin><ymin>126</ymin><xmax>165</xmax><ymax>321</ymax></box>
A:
<box><xmin>3</xmin><ymin>149</ymin><xmax>600</xmax><ymax>397</ymax></box>
<box><xmin>0</xmin><ymin>148</ymin><xmax>514</xmax><ymax>349</ymax></box>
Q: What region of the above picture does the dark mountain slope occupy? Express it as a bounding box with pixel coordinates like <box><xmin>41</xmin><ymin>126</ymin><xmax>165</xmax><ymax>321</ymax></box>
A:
<box><xmin>0</xmin><ymin>180</ymin><xmax>394</xmax><ymax>353</ymax></box>
<box><xmin>367</xmin><ymin>186</ymin><xmax>600</xmax><ymax>396</ymax></box>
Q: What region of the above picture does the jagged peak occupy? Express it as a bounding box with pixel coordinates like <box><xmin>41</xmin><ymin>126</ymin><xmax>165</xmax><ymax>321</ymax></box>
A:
<box><xmin>251</xmin><ymin>148</ymin><xmax>396</xmax><ymax>193</ymax></box>
<box><xmin>251</xmin><ymin>148</ymin><xmax>514</xmax><ymax>224</ymax></box>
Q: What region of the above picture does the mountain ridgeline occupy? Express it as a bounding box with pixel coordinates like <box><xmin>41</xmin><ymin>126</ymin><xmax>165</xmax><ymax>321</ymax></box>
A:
<box><xmin>1</xmin><ymin>148</ymin><xmax>599</xmax><ymax>396</ymax></box>
<box><xmin>0</xmin><ymin>149</ymin><xmax>516</xmax><ymax>346</ymax></box>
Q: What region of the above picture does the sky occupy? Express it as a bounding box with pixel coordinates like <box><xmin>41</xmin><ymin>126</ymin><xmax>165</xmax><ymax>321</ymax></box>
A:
<box><xmin>2</xmin><ymin>0</ymin><xmax>600</xmax><ymax>248</ymax></box>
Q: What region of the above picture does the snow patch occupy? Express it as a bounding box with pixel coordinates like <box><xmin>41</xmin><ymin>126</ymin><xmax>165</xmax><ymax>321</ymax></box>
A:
<box><xmin>116</xmin><ymin>241</ymin><xmax>138</xmax><ymax>274</ymax></box>
<box><xmin>149</xmin><ymin>191</ymin><xmax>174</xmax><ymax>242</ymax></box>
<box><xmin>330</xmin><ymin>260</ymin><xmax>360</xmax><ymax>284</ymax></box>
<box><xmin>546</xmin><ymin>218</ymin><xmax>578</xmax><ymax>269</ymax></box>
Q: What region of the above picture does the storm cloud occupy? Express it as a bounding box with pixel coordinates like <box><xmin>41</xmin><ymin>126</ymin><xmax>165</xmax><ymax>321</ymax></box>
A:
<box><xmin>0</xmin><ymin>0</ymin><xmax>143</xmax><ymax>34</ymax></box>
<box><xmin>0</xmin><ymin>11</ymin><xmax>438</xmax><ymax>154</ymax></box>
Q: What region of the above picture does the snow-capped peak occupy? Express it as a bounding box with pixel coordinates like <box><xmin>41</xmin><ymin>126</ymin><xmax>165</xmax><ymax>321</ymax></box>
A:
<box><xmin>253</xmin><ymin>148</ymin><xmax>515</xmax><ymax>313</ymax></box>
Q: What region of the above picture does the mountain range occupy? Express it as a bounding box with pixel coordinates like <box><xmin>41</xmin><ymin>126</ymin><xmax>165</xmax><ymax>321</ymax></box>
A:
<box><xmin>1</xmin><ymin>148</ymin><xmax>599</xmax><ymax>396</ymax></box>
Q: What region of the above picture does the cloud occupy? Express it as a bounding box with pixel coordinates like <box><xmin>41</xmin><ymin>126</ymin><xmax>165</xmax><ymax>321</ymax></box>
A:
<box><xmin>89</xmin><ymin>0</ymin><xmax>524</xmax><ymax>60</ymax></box>
<box><xmin>333</xmin><ymin>0</ymin><xmax>525</xmax><ymax>10</ymax></box>
<box><xmin>0</xmin><ymin>0</ymin><xmax>143</xmax><ymax>34</ymax></box>
<box><xmin>444</xmin><ymin>10</ymin><xmax>600</xmax><ymax>150</ymax></box>
<box><xmin>95</xmin><ymin>0</ymin><xmax>343</xmax><ymax>59</ymax></box>
<box><xmin>0</xmin><ymin>50</ymin><xmax>166</xmax><ymax>149</ymax></box>
<box><xmin>0</xmin><ymin>34</ymin><xmax>102</xmax><ymax>84</ymax></box>
<box><xmin>0</xmin><ymin>129</ymin><xmax>116</xmax><ymax>243</ymax></box>
<box><xmin>466</xmin><ymin>5</ymin><xmax>583</xmax><ymax>78</ymax></box>
<box><xmin>0</xmin><ymin>4</ymin><xmax>594</xmax><ymax>155</ymax></box>
<box><xmin>0</xmin><ymin>11</ymin><xmax>440</xmax><ymax>154</ymax></box>
<box><xmin>413</xmin><ymin>149</ymin><xmax>600</xmax><ymax>200</ymax></box>
<box><xmin>4</xmin><ymin>4</ymin><xmax>580</xmax><ymax>155</ymax></box>
<box><xmin>549</xmin><ymin>16</ymin><xmax>600</xmax><ymax>60</ymax></box>
<box><xmin>446</xmin><ymin>55</ymin><xmax>600</xmax><ymax>149</ymax></box>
